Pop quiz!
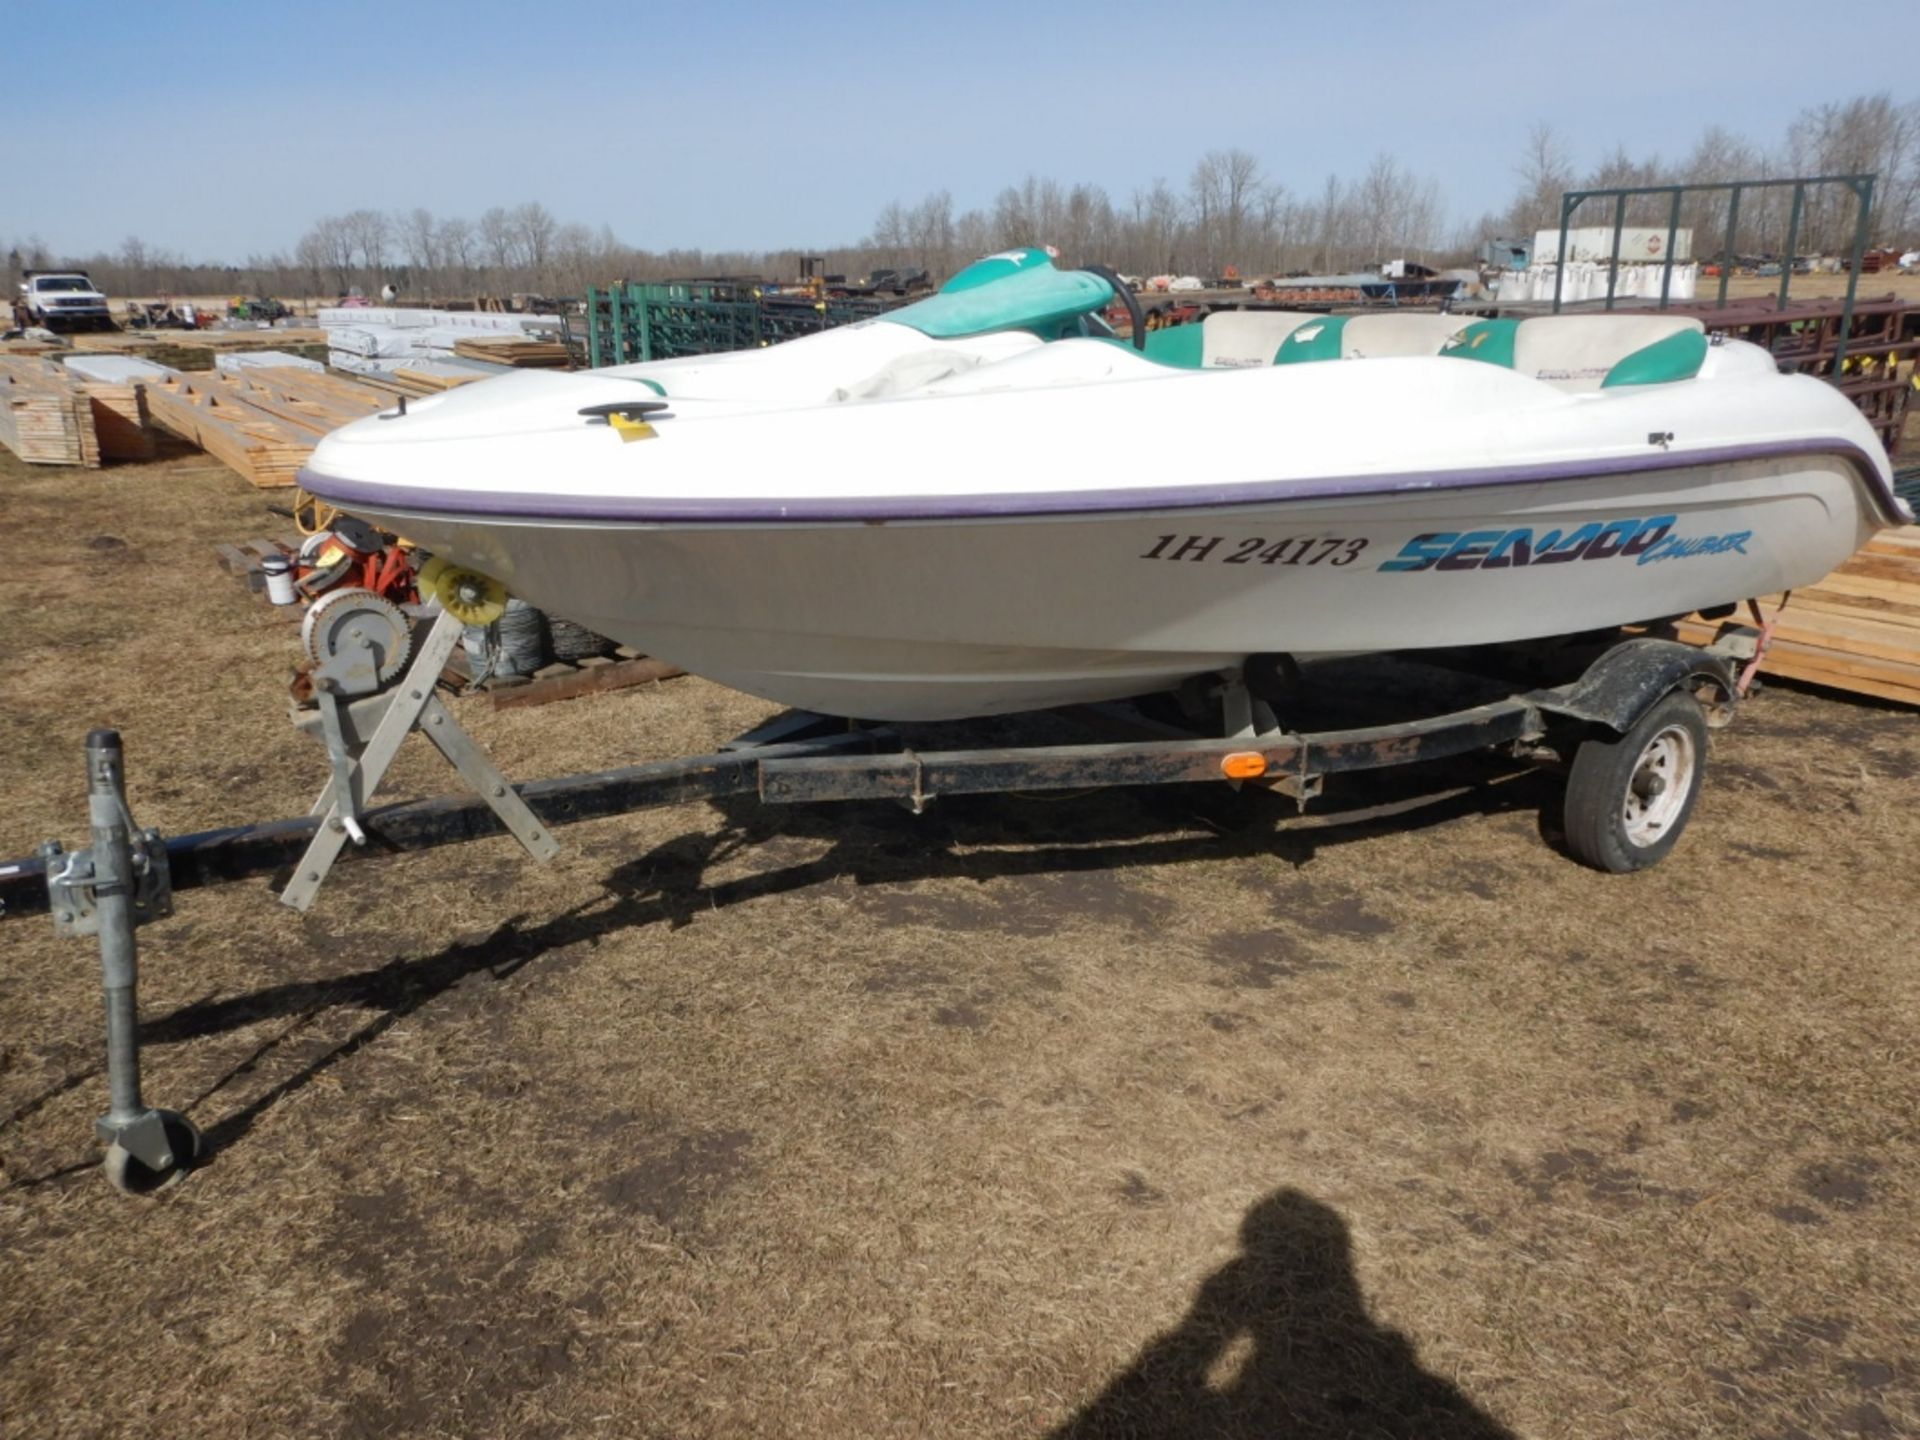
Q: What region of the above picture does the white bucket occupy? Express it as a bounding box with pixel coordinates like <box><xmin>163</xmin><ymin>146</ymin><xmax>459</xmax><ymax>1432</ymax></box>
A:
<box><xmin>261</xmin><ymin>555</ymin><xmax>297</xmax><ymax>606</ymax></box>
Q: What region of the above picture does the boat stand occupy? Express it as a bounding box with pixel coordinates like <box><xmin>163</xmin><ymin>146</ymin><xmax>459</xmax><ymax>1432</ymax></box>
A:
<box><xmin>2</xmin><ymin>634</ymin><xmax>1744</xmax><ymax>1194</ymax></box>
<box><xmin>283</xmin><ymin>605</ymin><xmax>558</xmax><ymax>911</ymax></box>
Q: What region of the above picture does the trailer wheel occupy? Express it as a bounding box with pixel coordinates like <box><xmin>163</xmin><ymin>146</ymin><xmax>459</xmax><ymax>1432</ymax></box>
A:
<box><xmin>1563</xmin><ymin>691</ymin><xmax>1707</xmax><ymax>873</ymax></box>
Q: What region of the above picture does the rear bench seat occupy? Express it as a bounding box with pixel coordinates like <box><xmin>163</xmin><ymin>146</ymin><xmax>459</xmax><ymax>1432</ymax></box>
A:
<box><xmin>1442</xmin><ymin>314</ymin><xmax>1709</xmax><ymax>390</ymax></box>
<box><xmin>1138</xmin><ymin>309</ymin><xmax>1710</xmax><ymax>391</ymax></box>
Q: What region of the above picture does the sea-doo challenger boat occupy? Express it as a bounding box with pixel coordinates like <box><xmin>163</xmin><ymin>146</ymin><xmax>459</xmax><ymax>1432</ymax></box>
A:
<box><xmin>302</xmin><ymin>250</ymin><xmax>1911</xmax><ymax>721</ymax></box>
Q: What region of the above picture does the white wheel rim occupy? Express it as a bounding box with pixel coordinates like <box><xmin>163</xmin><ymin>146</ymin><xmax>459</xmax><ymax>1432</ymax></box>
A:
<box><xmin>1622</xmin><ymin>724</ymin><xmax>1696</xmax><ymax>847</ymax></box>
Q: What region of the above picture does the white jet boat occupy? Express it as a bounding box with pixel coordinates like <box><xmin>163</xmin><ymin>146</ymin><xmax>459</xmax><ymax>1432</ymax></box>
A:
<box><xmin>302</xmin><ymin>250</ymin><xmax>1910</xmax><ymax>721</ymax></box>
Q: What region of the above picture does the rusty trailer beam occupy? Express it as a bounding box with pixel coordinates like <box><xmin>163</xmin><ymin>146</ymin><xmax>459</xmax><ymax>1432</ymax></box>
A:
<box><xmin>0</xmin><ymin>699</ymin><xmax>1555</xmax><ymax>922</ymax></box>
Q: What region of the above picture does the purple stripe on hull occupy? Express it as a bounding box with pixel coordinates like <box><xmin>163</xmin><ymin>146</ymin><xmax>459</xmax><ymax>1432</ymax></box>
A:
<box><xmin>298</xmin><ymin>438</ymin><xmax>1908</xmax><ymax>527</ymax></box>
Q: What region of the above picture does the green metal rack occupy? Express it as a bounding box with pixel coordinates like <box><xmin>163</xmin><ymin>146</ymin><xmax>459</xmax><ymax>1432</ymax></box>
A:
<box><xmin>1550</xmin><ymin>173</ymin><xmax>1877</xmax><ymax>375</ymax></box>
<box><xmin>582</xmin><ymin>280</ymin><xmax>900</xmax><ymax>368</ymax></box>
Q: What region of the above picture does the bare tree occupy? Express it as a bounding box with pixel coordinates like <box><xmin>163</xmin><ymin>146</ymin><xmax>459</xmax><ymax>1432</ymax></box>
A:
<box><xmin>868</xmin><ymin>200</ymin><xmax>910</xmax><ymax>267</ymax></box>
<box><xmin>340</xmin><ymin>209</ymin><xmax>390</xmax><ymax>287</ymax></box>
<box><xmin>1509</xmin><ymin>122</ymin><xmax>1575</xmax><ymax>239</ymax></box>
<box><xmin>437</xmin><ymin>216</ymin><xmax>475</xmax><ymax>288</ymax></box>
<box><xmin>513</xmin><ymin>201</ymin><xmax>559</xmax><ymax>287</ymax></box>
<box><xmin>1188</xmin><ymin>148</ymin><xmax>1262</xmax><ymax>276</ymax></box>
<box><xmin>1312</xmin><ymin>174</ymin><xmax>1347</xmax><ymax>272</ymax></box>
<box><xmin>299</xmin><ymin>215</ymin><xmax>356</xmax><ymax>293</ymax></box>
<box><xmin>1787</xmin><ymin>93</ymin><xmax>1919</xmax><ymax>249</ymax></box>
<box><xmin>399</xmin><ymin>207</ymin><xmax>440</xmax><ymax>290</ymax></box>
<box><xmin>478</xmin><ymin>206</ymin><xmax>515</xmax><ymax>281</ymax></box>
<box><xmin>907</xmin><ymin>191</ymin><xmax>955</xmax><ymax>276</ymax></box>
<box><xmin>117</xmin><ymin>235</ymin><xmax>150</xmax><ymax>294</ymax></box>
<box><xmin>551</xmin><ymin>222</ymin><xmax>595</xmax><ymax>294</ymax></box>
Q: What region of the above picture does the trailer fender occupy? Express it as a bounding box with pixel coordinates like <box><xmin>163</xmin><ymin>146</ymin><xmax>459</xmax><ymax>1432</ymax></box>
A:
<box><xmin>1529</xmin><ymin>637</ymin><xmax>1737</xmax><ymax>733</ymax></box>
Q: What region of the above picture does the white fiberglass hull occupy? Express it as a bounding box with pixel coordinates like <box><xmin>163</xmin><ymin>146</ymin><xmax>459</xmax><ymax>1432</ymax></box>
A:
<box><xmin>304</xmin><ymin>327</ymin><xmax>1906</xmax><ymax>721</ymax></box>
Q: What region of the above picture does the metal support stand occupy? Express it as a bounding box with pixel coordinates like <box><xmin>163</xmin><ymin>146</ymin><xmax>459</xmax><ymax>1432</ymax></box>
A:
<box><xmin>41</xmin><ymin>730</ymin><xmax>202</xmax><ymax>1194</ymax></box>
<box><xmin>281</xmin><ymin>607</ymin><xmax>560</xmax><ymax>911</ymax></box>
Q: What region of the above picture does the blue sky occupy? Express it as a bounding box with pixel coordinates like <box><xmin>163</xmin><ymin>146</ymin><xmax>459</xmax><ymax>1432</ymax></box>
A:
<box><xmin>6</xmin><ymin>0</ymin><xmax>1912</xmax><ymax>259</ymax></box>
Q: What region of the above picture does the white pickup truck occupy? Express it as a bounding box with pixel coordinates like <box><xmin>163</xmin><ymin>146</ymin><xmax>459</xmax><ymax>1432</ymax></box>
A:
<box><xmin>16</xmin><ymin>270</ymin><xmax>114</xmax><ymax>330</ymax></box>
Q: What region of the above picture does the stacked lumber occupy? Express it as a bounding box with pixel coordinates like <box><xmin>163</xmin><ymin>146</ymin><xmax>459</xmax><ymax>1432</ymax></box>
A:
<box><xmin>81</xmin><ymin>379</ymin><xmax>156</xmax><ymax>460</ymax></box>
<box><xmin>0</xmin><ymin>357</ymin><xmax>101</xmax><ymax>466</ymax></box>
<box><xmin>398</xmin><ymin>364</ymin><xmax>488</xmax><ymax>391</ymax></box>
<box><xmin>343</xmin><ymin>363</ymin><xmax>491</xmax><ymax>400</ymax></box>
<box><xmin>67</xmin><ymin>329</ymin><xmax>330</xmax><ymax>372</ymax></box>
<box><xmin>143</xmin><ymin>365</ymin><xmax>391</xmax><ymax>488</ymax></box>
<box><xmin>318</xmin><ymin>306</ymin><xmax>562</xmax><ymax>374</ymax></box>
<box><xmin>61</xmin><ymin>355</ymin><xmax>166</xmax><ymax>461</ymax></box>
<box><xmin>1662</xmin><ymin>527</ymin><xmax>1920</xmax><ymax>706</ymax></box>
<box><xmin>450</xmin><ymin>335</ymin><xmax>572</xmax><ymax>367</ymax></box>
<box><xmin>0</xmin><ymin>336</ymin><xmax>70</xmax><ymax>357</ymax></box>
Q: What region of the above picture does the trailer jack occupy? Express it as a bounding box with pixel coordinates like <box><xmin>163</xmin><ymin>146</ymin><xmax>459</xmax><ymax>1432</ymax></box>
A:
<box><xmin>38</xmin><ymin>731</ymin><xmax>203</xmax><ymax>1194</ymax></box>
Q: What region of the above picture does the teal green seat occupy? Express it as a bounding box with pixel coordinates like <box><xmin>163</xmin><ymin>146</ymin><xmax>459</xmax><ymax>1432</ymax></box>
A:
<box><xmin>1439</xmin><ymin>319</ymin><xmax>1518</xmax><ymax>367</ymax></box>
<box><xmin>1271</xmin><ymin>315</ymin><xmax>1347</xmax><ymax>364</ymax></box>
<box><xmin>1140</xmin><ymin>322</ymin><xmax>1205</xmax><ymax>368</ymax></box>
<box><xmin>1601</xmin><ymin>328</ymin><xmax>1709</xmax><ymax>387</ymax></box>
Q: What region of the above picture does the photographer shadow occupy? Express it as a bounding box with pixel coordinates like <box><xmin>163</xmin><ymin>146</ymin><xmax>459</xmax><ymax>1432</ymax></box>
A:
<box><xmin>1051</xmin><ymin>1188</ymin><xmax>1514</xmax><ymax>1440</ymax></box>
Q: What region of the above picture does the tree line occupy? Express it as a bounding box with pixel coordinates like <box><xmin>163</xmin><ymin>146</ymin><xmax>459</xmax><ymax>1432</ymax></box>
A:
<box><xmin>7</xmin><ymin>92</ymin><xmax>1915</xmax><ymax>305</ymax></box>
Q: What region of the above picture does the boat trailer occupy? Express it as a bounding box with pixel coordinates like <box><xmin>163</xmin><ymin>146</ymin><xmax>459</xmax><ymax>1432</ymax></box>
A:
<box><xmin>0</xmin><ymin>602</ymin><xmax>1751</xmax><ymax>1194</ymax></box>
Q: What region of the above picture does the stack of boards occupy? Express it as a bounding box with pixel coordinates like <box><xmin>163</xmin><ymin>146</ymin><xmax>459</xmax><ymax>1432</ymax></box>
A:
<box><xmin>1663</xmin><ymin>527</ymin><xmax>1920</xmax><ymax>707</ymax></box>
<box><xmin>347</xmin><ymin>363</ymin><xmax>490</xmax><ymax>400</ymax></box>
<box><xmin>142</xmin><ymin>367</ymin><xmax>390</xmax><ymax>488</ymax></box>
<box><xmin>67</xmin><ymin>328</ymin><xmax>331</xmax><ymax>371</ymax></box>
<box><xmin>450</xmin><ymin>335</ymin><xmax>572</xmax><ymax>367</ymax></box>
<box><xmin>0</xmin><ymin>355</ymin><xmax>155</xmax><ymax>466</ymax></box>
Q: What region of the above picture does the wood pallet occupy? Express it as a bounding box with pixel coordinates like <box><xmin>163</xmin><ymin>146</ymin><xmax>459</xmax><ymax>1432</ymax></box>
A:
<box><xmin>213</xmin><ymin>536</ymin><xmax>300</xmax><ymax>598</ymax></box>
<box><xmin>144</xmin><ymin>365</ymin><xmax>390</xmax><ymax>488</ymax></box>
<box><xmin>1659</xmin><ymin>527</ymin><xmax>1920</xmax><ymax>706</ymax></box>
<box><xmin>489</xmin><ymin>652</ymin><xmax>686</xmax><ymax>709</ymax></box>
<box><xmin>0</xmin><ymin>357</ymin><xmax>101</xmax><ymax>466</ymax></box>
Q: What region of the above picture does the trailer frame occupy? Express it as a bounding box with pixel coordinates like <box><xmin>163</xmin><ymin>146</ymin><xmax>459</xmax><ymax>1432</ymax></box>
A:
<box><xmin>1</xmin><ymin>636</ymin><xmax>1742</xmax><ymax>1194</ymax></box>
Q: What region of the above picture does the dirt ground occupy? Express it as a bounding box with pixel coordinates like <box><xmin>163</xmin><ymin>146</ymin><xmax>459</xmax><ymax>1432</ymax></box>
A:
<box><xmin>1</xmin><ymin>449</ymin><xmax>1917</xmax><ymax>1440</ymax></box>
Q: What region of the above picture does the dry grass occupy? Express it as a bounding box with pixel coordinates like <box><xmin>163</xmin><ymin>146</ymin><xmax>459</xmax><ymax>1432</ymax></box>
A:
<box><xmin>1712</xmin><ymin>271</ymin><xmax>1920</xmax><ymax>303</ymax></box>
<box><xmin>1</xmin><ymin>449</ymin><xmax>1917</xmax><ymax>1440</ymax></box>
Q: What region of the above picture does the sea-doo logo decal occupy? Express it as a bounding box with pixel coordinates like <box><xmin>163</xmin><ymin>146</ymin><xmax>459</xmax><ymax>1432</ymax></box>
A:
<box><xmin>1377</xmin><ymin>516</ymin><xmax>1753</xmax><ymax>573</ymax></box>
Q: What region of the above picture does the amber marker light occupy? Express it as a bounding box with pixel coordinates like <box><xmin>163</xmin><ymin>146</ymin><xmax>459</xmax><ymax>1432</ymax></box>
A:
<box><xmin>1221</xmin><ymin>752</ymin><xmax>1268</xmax><ymax>780</ymax></box>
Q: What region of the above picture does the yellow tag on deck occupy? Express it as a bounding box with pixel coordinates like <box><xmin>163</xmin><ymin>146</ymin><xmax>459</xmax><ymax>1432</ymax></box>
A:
<box><xmin>608</xmin><ymin>413</ymin><xmax>656</xmax><ymax>442</ymax></box>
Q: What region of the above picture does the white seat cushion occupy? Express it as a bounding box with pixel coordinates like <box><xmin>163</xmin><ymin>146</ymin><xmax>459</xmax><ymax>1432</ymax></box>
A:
<box><xmin>1512</xmin><ymin>315</ymin><xmax>1705</xmax><ymax>392</ymax></box>
<box><xmin>1339</xmin><ymin>313</ymin><xmax>1475</xmax><ymax>358</ymax></box>
<box><xmin>1199</xmin><ymin>310</ymin><xmax>1320</xmax><ymax>368</ymax></box>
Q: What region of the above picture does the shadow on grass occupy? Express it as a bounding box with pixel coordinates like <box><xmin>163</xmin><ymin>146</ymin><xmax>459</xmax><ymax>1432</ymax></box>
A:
<box><xmin>20</xmin><ymin>750</ymin><xmax>1558</xmax><ymax>1177</ymax></box>
<box><xmin>1051</xmin><ymin>1187</ymin><xmax>1515</xmax><ymax>1440</ymax></box>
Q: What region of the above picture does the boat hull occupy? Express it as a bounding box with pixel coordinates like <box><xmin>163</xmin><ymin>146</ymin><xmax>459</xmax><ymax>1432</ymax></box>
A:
<box><xmin>338</xmin><ymin>451</ymin><xmax>1879</xmax><ymax>720</ymax></box>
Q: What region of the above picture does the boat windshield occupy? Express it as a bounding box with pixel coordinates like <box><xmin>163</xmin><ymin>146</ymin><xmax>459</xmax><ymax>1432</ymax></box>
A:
<box><xmin>882</xmin><ymin>249</ymin><xmax>1114</xmax><ymax>341</ymax></box>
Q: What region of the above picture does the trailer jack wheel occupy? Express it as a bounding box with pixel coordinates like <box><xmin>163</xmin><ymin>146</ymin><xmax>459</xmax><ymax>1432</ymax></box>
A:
<box><xmin>103</xmin><ymin>1109</ymin><xmax>203</xmax><ymax>1196</ymax></box>
<box><xmin>1563</xmin><ymin>691</ymin><xmax>1708</xmax><ymax>873</ymax></box>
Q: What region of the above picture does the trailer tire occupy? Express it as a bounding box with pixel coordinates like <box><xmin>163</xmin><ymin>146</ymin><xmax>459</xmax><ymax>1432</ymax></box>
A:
<box><xmin>1563</xmin><ymin>690</ymin><xmax>1707</xmax><ymax>873</ymax></box>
